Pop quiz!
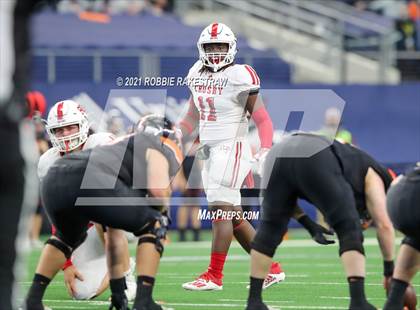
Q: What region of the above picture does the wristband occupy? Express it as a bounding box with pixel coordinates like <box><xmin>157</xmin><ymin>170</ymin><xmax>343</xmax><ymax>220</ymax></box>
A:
<box><xmin>62</xmin><ymin>259</ymin><xmax>73</xmax><ymax>271</ymax></box>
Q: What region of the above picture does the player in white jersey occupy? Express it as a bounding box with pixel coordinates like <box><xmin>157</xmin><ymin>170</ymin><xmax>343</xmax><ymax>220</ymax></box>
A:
<box><xmin>36</xmin><ymin>100</ymin><xmax>136</xmax><ymax>301</ymax></box>
<box><xmin>179</xmin><ymin>22</ymin><xmax>285</xmax><ymax>291</ymax></box>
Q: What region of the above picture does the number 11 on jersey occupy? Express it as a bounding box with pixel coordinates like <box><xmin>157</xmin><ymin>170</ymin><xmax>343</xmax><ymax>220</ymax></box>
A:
<box><xmin>198</xmin><ymin>96</ymin><xmax>217</xmax><ymax>121</ymax></box>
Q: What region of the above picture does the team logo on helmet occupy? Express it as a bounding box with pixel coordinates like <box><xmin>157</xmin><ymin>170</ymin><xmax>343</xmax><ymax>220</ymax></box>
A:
<box><xmin>46</xmin><ymin>100</ymin><xmax>90</xmax><ymax>153</ymax></box>
<box><xmin>197</xmin><ymin>22</ymin><xmax>237</xmax><ymax>72</ymax></box>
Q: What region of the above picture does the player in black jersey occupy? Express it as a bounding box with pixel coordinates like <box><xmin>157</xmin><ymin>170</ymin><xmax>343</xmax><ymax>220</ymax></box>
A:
<box><xmin>24</xmin><ymin>130</ymin><xmax>182</xmax><ymax>310</ymax></box>
<box><xmin>383</xmin><ymin>165</ymin><xmax>420</xmax><ymax>310</ymax></box>
<box><xmin>246</xmin><ymin>133</ymin><xmax>395</xmax><ymax>310</ymax></box>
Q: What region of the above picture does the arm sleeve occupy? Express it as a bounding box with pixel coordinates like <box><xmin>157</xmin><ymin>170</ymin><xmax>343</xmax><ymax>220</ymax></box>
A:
<box><xmin>252</xmin><ymin>106</ymin><xmax>273</xmax><ymax>149</ymax></box>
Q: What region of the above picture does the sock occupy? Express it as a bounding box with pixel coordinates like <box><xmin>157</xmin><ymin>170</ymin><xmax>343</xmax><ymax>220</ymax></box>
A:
<box><xmin>26</xmin><ymin>273</ymin><xmax>51</xmax><ymax>305</ymax></box>
<box><xmin>110</xmin><ymin>277</ymin><xmax>127</xmax><ymax>294</ymax></box>
<box><xmin>208</xmin><ymin>252</ymin><xmax>227</xmax><ymax>279</ymax></box>
<box><xmin>192</xmin><ymin>228</ymin><xmax>200</xmax><ymax>242</ymax></box>
<box><xmin>136</xmin><ymin>275</ymin><xmax>155</xmax><ymax>301</ymax></box>
<box><xmin>348</xmin><ymin>276</ymin><xmax>367</xmax><ymax>307</ymax></box>
<box><xmin>269</xmin><ymin>262</ymin><xmax>281</xmax><ymax>274</ymax></box>
<box><xmin>178</xmin><ymin>229</ymin><xmax>186</xmax><ymax>242</ymax></box>
<box><xmin>383</xmin><ymin>278</ymin><xmax>408</xmax><ymax>310</ymax></box>
<box><xmin>247</xmin><ymin>276</ymin><xmax>264</xmax><ymax>304</ymax></box>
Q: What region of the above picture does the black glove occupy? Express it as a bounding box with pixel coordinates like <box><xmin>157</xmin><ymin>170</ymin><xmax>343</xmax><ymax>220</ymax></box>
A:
<box><xmin>298</xmin><ymin>215</ymin><xmax>335</xmax><ymax>245</ymax></box>
<box><xmin>109</xmin><ymin>293</ymin><xmax>130</xmax><ymax>310</ymax></box>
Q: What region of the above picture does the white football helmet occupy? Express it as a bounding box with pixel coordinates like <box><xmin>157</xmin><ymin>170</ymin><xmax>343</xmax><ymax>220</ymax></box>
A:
<box><xmin>46</xmin><ymin>100</ymin><xmax>89</xmax><ymax>152</ymax></box>
<box><xmin>197</xmin><ymin>22</ymin><xmax>237</xmax><ymax>72</ymax></box>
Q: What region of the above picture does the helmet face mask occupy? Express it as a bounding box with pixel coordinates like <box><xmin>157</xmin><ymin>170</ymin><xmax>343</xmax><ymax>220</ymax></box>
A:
<box><xmin>136</xmin><ymin>114</ymin><xmax>182</xmax><ymax>147</ymax></box>
<box><xmin>46</xmin><ymin>100</ymin><xmax>89</xmax><ymax>153</ymax></box>
<box><xmin>197</xmin><ymin>23</ymin><xmax>237</xmax><ymax>72</ymax></box>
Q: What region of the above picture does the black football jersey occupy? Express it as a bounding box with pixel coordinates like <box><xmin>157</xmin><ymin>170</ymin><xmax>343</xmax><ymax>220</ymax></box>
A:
<box><xmin>65</xmin><ymin>132</ymin><xmax>182</xmax><ymax>191</ymax></box>
<box><xmin>331</xmin><ymin>140</ymin><xmax>393</xmax><ymax>217</ymax></box>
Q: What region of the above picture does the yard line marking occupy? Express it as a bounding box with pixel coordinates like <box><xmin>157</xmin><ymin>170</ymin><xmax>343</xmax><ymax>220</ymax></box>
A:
<box><xmin>166</xmin><ymin>303</ymin><xmax>346</xmax><ymax>309</ymax></box>
<box><xmin>319</xmin><ymin>296</ymin><xmax>386</xmax><ymax>300</ymax></box>
<box><xmin>219</xmin><ymin>299</ymin><xmax>294</xmax><ymax>303</ymax></box>
<box><xmin>155</xmin><ymin>281</ymin><xmax>420</xmax><ymax>288</ymax></box>
<box><xmin>168</xmin><ymin>238</ymin><xmax>401</xmax><ymax>249</ymax></box>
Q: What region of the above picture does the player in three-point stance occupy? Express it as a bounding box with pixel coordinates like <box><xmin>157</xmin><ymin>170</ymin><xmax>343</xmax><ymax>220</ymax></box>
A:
<box><xmin>383</xmin><ymin>164</ymin><xmax>420</xmax><ymax>310</ymax></box>
<box><xmin>246</xmin><ymin>133</ymin><xmax>396</xmax><ymax>310</ymax></box>
<box><xmin>36</xmin><ymin>100</ymin><xmax>137</xmax><ymax>301</ymax></box>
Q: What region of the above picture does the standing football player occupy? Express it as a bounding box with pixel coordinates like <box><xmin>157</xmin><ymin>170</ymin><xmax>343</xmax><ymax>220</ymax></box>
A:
<box><xmin>246</xmin><ymin>133</ymin><xmax>396</xmax><ymax>310</ymax></box>
<box><xmin>179</xmin><ymin>23</ymin><xmax>328</xmax><ymax>291</ymax></box>
<box><xmin>178</xmin><ymin>22</ymin><xmax>283</xmax><ymax>291</ymax></box>
<box><xmin>35</xmin><ymin>100</ymin><xmax>136</xmax><ymax>301</ymax></box>
<box><xmin>383</xmin><ymin>164</ymin><xmax>420</xmax><ymax>310</ymax></box>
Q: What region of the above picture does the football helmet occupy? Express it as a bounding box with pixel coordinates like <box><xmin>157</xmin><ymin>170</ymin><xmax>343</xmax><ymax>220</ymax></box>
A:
<box><xmin>46</xmin><ymin>100</ymin><xmax>89</xmax><ymax>152</ymax></box>
<box><xmin>197</xmin><ymin>22</ymin><xmax>237</xmax><ymax>72</ymax></box>
<box><xmin>137</xmin><ymin>114</ymin><xmax>182</xmax><ymax>147</ymax></box>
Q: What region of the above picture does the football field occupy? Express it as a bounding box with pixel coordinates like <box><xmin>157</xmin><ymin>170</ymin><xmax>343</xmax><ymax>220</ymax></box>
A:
<box><xmin>22</xmin><ymin>230</ymin><xmax>419</xmax><ymax>310</ymax></box>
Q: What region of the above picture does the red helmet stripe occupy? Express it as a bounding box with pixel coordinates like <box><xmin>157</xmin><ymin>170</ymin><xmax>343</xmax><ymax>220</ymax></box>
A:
<box><xmin>57</xmin><ymin>101</ymin><xmax>64</xmax><ymax>120</ymax></box>
<box><xmin>210</xmin><ymin>23</ymin><xmax>218</xmax><ymax>38</ymax></box>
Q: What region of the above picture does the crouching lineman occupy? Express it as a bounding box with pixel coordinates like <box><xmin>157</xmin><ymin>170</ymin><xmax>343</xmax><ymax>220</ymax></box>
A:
<box><xmin>383</xmin><ymin>164</ymin><xmax>420</xmax><ymax>310</ymax></box>
<box><xmin>37</xmin><ymin>100</ymin><xmax>136</xmax><ymax>300</ymax></box>
<box><xmin>246</xmin><ymin>133</ymin><xmax>395</xmax><ymax>310</ymax></box>
<box><xmin>24</xmin><ymin>117</ymin><xmax>182</xmax><ymax>310</ymax></box>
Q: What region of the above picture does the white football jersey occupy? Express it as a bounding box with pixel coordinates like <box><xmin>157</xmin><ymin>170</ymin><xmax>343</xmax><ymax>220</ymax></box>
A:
<box><xmin>37</xmin><ymin>132</ymin><xmax>114</xmax><ymax>180</ymax></box>
<box><xmin>186</xmin><ymin>61</ymin><xmax>260</xmax><ymax>144</ymax></box>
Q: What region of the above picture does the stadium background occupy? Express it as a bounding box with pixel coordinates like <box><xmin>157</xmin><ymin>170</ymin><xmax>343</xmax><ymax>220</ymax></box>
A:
<box><xmin>29</xmin><ymin>0</ymin><xmax>420</xmax><ymax>231</ymax></box>
<box><xmin>18</xmin><ymin>0</ymin><xmax>420</xmax><ymax>309</ymax></box>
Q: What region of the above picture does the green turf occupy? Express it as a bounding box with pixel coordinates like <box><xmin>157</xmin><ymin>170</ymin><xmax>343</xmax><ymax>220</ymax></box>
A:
<box><xmin>21</xmin><ymin>229</ymin><xmax>419</xmax><ymax>310</ymax></box>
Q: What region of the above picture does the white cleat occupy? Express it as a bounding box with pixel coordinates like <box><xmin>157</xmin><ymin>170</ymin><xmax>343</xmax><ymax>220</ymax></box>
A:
<box><xmin>182</xmin><ymin>272</ymin><xmax>223</xmax><ymax>291</ymax></box>
<box><xmin>262</xmin><ymin>271</ymin><xmax>286</xmax><ymax>290</ymax></box>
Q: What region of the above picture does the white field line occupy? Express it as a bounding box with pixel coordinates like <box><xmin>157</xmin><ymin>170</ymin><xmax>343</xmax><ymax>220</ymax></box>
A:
<box><xmin>166</xmin><ymin>303</ymin><xmax>347</xmax><ymax>309</ymax></box>
<box><xmin>154</xmin><ymin>281</ymin><xmax>420</xmax><ymax>288</ymax></box>
<box><xmin>161</xmin><ymin>254</ymin><xmax>388</xmax><ymax>262</ymax></box>
<box><xmin>167</xmin><ymin>238</ymin><xmax>402</xmax><ymax>249</ymax></box>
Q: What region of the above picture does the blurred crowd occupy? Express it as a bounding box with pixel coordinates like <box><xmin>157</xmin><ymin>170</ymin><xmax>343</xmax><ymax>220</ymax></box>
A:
<box><xmin>343</xmin><ymin>0</ymin><xmax>420</xmax><ymax>51</ymax></box>
<box><xmin>55</xmin><ymin>0</ymin><xmax>174</xmax><ymax>16</ymax></box>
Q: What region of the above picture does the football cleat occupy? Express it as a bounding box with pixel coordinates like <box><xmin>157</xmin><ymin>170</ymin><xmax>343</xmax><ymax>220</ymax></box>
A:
<box><xmin>182</xmin><ymin>271</ymin><xmax>223</xmax><ymax>291</ymax></box>
<box><xmin>109</xmin><ymin>293</ymin><xmax>129</xmax><ymax>310</ymax></box>
<box><xmin>263</xmin><ymin>262</ymin><xmax>286</xmax><ymax>289</ymax></box>
<box><xmin>247</xmin><ymin>262</ymin><xmax>285</xmax><ymax>290</ymax></box>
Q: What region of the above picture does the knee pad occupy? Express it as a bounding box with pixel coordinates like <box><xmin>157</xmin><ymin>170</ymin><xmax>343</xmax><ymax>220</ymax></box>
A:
<box><xmin>45</xmin><ymin>238</ymin><xmax>73</xmax><ymax>259</ymax></box>
<box><xmin>136</xmin><ymin>214</ymin><xmax>169</xmax><ymax>256</ymax></box>
<box><xmin>402</xmin><ymin>236</ymin><xmax>420</xmax><ymax>252</ymax></box>
<box><xmin>251</xmin><ymin>220</ymin><xmax>287</xmax><ymax>258</ymax></box>
<box><xmin>332</xmin><ymin>220</ymin><xmax>365</xmax><ymax>256</ymax></box>
<box><xmin>138</xmin><ymin>236</ymin><xmax>164</xmax><ymax>257</ymax></box>
<box><xmin>46</xmin><ymin>232</ymin><xmax>88</xmax><ymax>259</ymax></box>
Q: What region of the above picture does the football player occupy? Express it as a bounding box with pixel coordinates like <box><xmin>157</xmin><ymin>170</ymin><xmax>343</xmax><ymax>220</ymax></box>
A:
<box><xmin>383</xmin><ymin>164</ymin><xmax>420</xmax><ymax>310</ymax></box>
<box><xmin>179</xmin><ymin>23</ymin><xmax>327</xmax><ymax>291</ymax></box>
<box><xmin>24</xmin><ymin>116</ymin><xmax>181</xmax><ymax>310</ymax></box>
<box><xmin>0</xmin><ymin>1</ymin><xmax>43</xmax><ymax>308</ymax></box>
<box><xmin>34</xmin><ymin>100</ymin><xmax>136</xmax><ymax>302</ymax></box>
<box><xmin>246</xmin><ymin>133</ymin><xmax>396</xmax><ymax>310</ymax></box>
